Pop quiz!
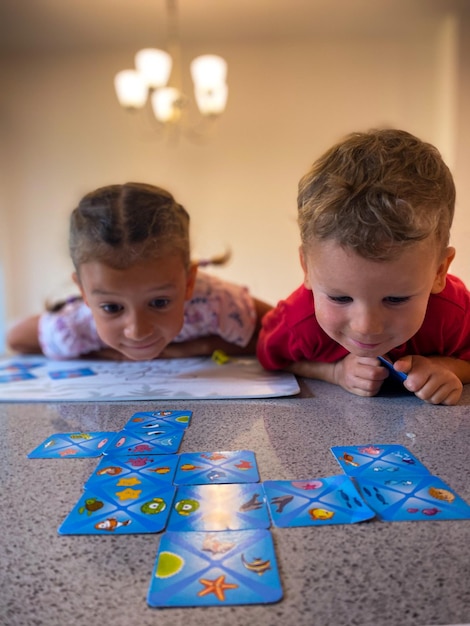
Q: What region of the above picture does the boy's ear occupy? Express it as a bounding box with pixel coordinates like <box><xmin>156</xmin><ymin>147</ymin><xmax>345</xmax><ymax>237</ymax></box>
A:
<box><xmin>185</xmin><ymin>263</ymin><xmax>198</xmax><ymax>300</ymax></box>
<box><xmin>299</xmin><ymin>246</ymin><xmax>312</xmax><ymax>290</ymax></box>
<box><xmin>72</xmin><ymin>272</ymin><xmax>88</xmax><ymax>305</ymax></box>
<box><xmin>431</xmin><ymin>247</ymin><xmax>456</xmax><ymax>294</ymax></box>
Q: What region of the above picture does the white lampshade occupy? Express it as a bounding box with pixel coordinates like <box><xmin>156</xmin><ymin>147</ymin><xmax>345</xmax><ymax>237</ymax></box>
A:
<box><xmin>194</xmin><ymin>83</ymin><xmax>228</xmax><ymax>116</ymax></box>
<box><xmin>190</xmin><ymin>55</ymin><xmax>227</xmax><ymax>89</ymax></box>
<box><xmin>114</xmin><ymin>70</ymin><xmax>148</xmax><ymax>109</ymax></box>
<box><xmin>135</xmin><ymin>48</ymin><xmax>172</xmax><ymax>89</ymax></box>
<box><xmin>151</xmin><ymin>87</ymin><xmax>182</xmax><ymax>123</ymax></box>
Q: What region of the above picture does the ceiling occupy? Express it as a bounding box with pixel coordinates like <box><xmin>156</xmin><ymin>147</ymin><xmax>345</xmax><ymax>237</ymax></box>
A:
<box><xmin>0</xmin><ymin>0</ymin><xmax>468</xmax><ymax>54</ymax></box>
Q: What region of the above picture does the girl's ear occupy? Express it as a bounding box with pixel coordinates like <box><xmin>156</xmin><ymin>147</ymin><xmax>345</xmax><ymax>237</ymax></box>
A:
<box><xmin>299</xmin><ymin>246</ymin><xmax>312</xmax><ymax>290</ymax></box>
<box><xmin>431</xmin><ymin>247</ymin><xmax>456</xmax><ymax>294</ymax></box>
<box><xmin>185</xmin><ymin>263</ymin><xmax>198</xmax><ymax>300</ymax></box>
<box><xmin>72</xmin><ymin>271</ymin><xmax>88</xmax><ymax>305</ymax></box>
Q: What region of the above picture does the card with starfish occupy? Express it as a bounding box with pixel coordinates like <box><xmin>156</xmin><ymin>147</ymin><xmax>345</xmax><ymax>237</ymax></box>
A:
<box><xmin>147</xmin><ymin>528</ymin><xmax>282</xmax><ymax>606</ymax></box>
<box><xmin>58</xmin><ymin>478</ymin><xmax>176</xmax><ymax>534</ymax></box>
<box><xmin>103</xmin><ymin>424</ymin><xmax>185</xmax><ymax>456</ymax></box>
<box><xmin>84</xmin><ymin>453</ymin><xmax>179</xmax><ymax>490</ymax></box>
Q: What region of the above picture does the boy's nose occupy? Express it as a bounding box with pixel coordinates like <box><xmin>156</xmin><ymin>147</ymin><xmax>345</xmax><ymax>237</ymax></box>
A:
<box><xmin>350</xmin><ymin>306</ymin><xmax>384</xmax><ymax>336</ymax></box>
<box><xmin>123</xmin><ymin>313</ymin><xmax>154</xmax><ymax>341</ymax></box>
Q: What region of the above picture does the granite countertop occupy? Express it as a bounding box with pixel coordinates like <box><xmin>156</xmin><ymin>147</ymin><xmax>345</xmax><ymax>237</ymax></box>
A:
<box><xmin>1</xmin><ymin>378</ymin><xmax>470</xmax><ymax>626</ymax></box>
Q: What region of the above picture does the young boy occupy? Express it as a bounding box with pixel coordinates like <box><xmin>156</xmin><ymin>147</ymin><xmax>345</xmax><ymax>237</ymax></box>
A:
<box><xmin>257</xmin><ymin>129</ymin><xmax>470</xmax><ymax>405</ymax></box>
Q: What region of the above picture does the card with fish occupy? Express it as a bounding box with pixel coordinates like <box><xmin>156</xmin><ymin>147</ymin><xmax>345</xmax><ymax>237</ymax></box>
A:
<box><xmin>166</xmin><ymin>483</ymin><xmax>271</xmax><ymax>531</ymax></box>
<box><xmin>27</xmin><ymin>432</ymin><xmax>118</xmax><ymax>458</ymax></box>
<box><xmin>173</xmin><ymin>450</ymin><xmax>260</xmax><ymax>485</ymax></box>
<box><xmin>330</xmin><ymin>444</ymin><xmax>431</xmax><ymax>478</ymax></box>
<box><xmin>103</xmin><ymin>424</ymin><xmax>185</xmax><ymax>456</ymax></box>
<box><xmin>147</xmin><ymin>528</ymin><xmax>282</xmax><ymax>607</ymax></box>
<box><xmin>84</xmin><ymin>453</ymin><xmax>179</xmax><ymax>490</ymax></box>
<box><xmin>354</xmin><ymin>472</ymin><xmax>470</xmax><ymax>521</ymax></box>
<box><xmin>264</xmin><ymin>475</ymin><xmax>376</xmax><ymax>527</ymax></box>
<box><xmin>123</xmin><ymin>409</ymin><xmax>193</xmax><ymax>431</ymax></box>
<box><xmin>58</xmin><ymin>479</ymin><xmax>176</xmax><ymax>535</ymax></box>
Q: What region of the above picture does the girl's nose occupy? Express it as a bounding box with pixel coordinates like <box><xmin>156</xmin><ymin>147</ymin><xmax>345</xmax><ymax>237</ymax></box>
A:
<box><xmin>123</xmin><ymin>313</ymin><xmax>154</xmax><ymax>341</ymax></box>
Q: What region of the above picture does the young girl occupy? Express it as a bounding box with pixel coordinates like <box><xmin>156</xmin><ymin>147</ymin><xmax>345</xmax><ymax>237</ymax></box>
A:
<box><xmin>7</xmin><ymin>182</ymin><xmax>272</xmax><ymax>360</ymax></box>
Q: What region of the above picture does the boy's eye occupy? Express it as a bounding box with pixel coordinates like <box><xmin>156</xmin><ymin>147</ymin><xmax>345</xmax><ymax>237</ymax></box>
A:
<box><xmin>100</xmin><ymin>303</ymin><xmax>123</xmax><ymax>314</ymax></box>
<box><xmin>384</xmin><ymin>296</ymin><xmax>410</xmax><ymax>304</ymax></box>
<box><xmin>328</xmin><ymin>295</ymin><xmax>353</xmax><ymax>304</ymax></box>
<box><xmin>150</xmin><ymin>298</ymin><xmax>170</xmax><ymax>309</ymax></box>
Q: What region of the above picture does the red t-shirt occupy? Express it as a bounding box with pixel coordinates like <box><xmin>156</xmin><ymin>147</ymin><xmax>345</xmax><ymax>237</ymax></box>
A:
<box><xmin>257</xmin><ymin>274</ymin><xmax>470</xmax><ymax>370</ymax></box>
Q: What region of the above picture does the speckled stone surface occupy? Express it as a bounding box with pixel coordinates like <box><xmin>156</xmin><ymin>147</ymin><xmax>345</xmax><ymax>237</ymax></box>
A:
<box><xmin>1</xmin><ymin>379</ymin><xmax>470</xmax><ymax>626</ymax></box>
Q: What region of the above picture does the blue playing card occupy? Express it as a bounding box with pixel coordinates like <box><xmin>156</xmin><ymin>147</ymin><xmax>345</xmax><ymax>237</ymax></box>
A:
<box><xmin>104</xmin><ymin>426</ymin><xmax>184</xmax><ymax>456</ymax></box>
<box><xmin>0</xmin><ymin>370</ymin><xmax>37</xmax><ymax>383</ymax></box>
<box><xmin>48</xmin><ymin>367</ymin><xmax>96</xmax><ymax>380</ymax></box>
<box><xmin>124</xmin><ymin>410</ymin><xmax>192</xmax><ymax>430</ymax></box>
<box><xmin>330</xmin><ymin>444</ymin><xmax>431</xmax><ymax>477</ymax></box>
<box><xmin>147</xmin><ymin>529</ymin><xmax>283</xmax><ymax>606</ymax></box>
<box><xmin>378</xmin><ymin>356</ymin><xmax>408</xmax><ymax>382</ymax></box>
<box><xmin>85</xmin><ymin>454</ymin><xmax>179</xmax><ymax>489</ymax></box>
<box><xmin>355</xmin><ymin>473</ymin><xmax>470</xmax><ymax>521</ymax></box>
<box><xmin>167</xmin><ymin>483</ymin><xmax>270</xmax><ymax>531</ymax></box>
<box><xmin>264</xmin><ymin>475</ymin><xmax>375</xmax><ymax>527</ymax></box>
<box><xmin>28</xmin><ymin>432</ymin><xmax>117</xmax><ymax>458</ymax></box>
<box><xmin>174</xmin><ymin>450</ymin><xmax>260</xmax><ymax>485</ymax></box>
<box><xmin>58</xmin><ymin>481</ymin><xmax>176</xmax><ymax>534</ymax></box>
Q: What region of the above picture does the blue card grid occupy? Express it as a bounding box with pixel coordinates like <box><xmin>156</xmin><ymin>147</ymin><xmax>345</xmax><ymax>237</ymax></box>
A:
<box><xmin>28</xmin><ymin>412</ymin><xmax>470</xmax><ymax>608</ymax></box>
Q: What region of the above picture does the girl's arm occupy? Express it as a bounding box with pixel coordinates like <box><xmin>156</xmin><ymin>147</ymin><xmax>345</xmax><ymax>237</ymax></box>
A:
<box><xmin>161</xmin><ymin>297</ymin><xmax>273</xmax><ymax>358</ymax></box>
<box><xmin>6</xmin><ymin>315</ymin><xmax>43</xmax><ymax>354</ymax></box>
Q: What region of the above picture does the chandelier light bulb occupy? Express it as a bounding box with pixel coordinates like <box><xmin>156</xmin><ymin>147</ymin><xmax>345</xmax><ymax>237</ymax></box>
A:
<box><xmin>190</xmin><ymin>55</ymin><xmax>227</xmax><ymax>90</ymax></box>
<box><xmin>194</xmin><ymin>83</ymin><xmax>228</xmax><ymax>116</ymax></box>
<box><xmin>135</xmin><ymin>48</ymin><xmax>172</xmax><ymax>89</ymax></box>
<box><xmin>151</xmin><ymin>87</ymin><xmax>183</xmax><ymax>123</ymax></box>
<box><xmin>114</xmin><ymin>70</ymin><xmax>148</xmax><ymax>109</ymax></box>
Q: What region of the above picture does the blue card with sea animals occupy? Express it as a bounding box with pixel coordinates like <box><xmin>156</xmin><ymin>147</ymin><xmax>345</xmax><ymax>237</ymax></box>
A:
<box><xmin>104</xmin><ymin>425</ymin><xmax>184</xmax><ymax>456</ymax></box>
<box><xmin>167</xmin><ymin>483</ymin><xmax>270</xmax><ymax>531</ymax></box>
<box><xmin>84</xmin><ymin>454</ymin><xmax>179</xmax><ymax>490</ymax></box>
<box><xmin>330</xmin><ymin>444</ymin><xmax>431</xmax><ymax>477</ymax></box>
<box><xmin>28</xmin><ymin>432</ymin><xmax>117</xmax><ymax>458</ymax></box>
<box><xmin>264</xmin><ymin>475</ymin><xmax>375</xmax><ymax>527</ymax></box>
<box><xmin>173</xmin><ymin>450</ymin><xmax>260</xmax><ymax>485</ymax></box>
<box><xmin>124</xmin><ymin>410</ymin><xmax>192</xmax><ymax>431</ymax></box>
<box><xmin>355</xmin><ymin>473</ymin><xmax>470</xmax><ymax>521</ymax></box>
<box><xmin>147</xmin><ymin>528</ymin><xmax>282</xmax><ymax>607</ymax></box>
<box><xmin>58</xmin><ymin>480</ymin><xmax>176</xmax><ymax>535</ymax></box>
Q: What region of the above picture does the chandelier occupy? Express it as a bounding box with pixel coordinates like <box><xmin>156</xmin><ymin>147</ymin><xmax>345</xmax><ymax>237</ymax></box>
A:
<box><xmin>114</xmin><ymin>0</ymin><xmax>228</xmax><ymax>128</ymax></box>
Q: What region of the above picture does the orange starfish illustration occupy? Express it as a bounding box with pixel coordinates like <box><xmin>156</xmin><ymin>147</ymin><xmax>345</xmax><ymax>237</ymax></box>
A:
<box><xmin>197</xmin><ymin>575</ymin><xmax>238</xmax><ymax>601</ymax></box>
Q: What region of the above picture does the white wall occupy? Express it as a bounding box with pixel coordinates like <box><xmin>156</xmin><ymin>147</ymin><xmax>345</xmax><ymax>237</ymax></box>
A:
<box><xmin>1</xmin><ymin>13</ymin><xmax>469</xmax><ymax>330</ymax></box>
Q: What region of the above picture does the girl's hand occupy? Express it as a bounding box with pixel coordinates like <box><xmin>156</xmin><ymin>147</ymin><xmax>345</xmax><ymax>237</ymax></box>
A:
<box><xmin>333</xmin><ymin>354</ymin><xmax>389</xmax><ymax>397</ymax></box>
<box><xmin>394</xmin><ymin>355</ymin><xmax>463</xmax><ymax>405</ymax></box>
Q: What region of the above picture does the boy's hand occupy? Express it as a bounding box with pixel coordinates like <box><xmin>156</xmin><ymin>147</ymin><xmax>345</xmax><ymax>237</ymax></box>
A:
<box><xmin>394</xmin><ymin>355</ymin><xmax>463</xmax><ymax>405</ymax></box>
<box><xmin>333</xmin><ymin>354</ymin><xmax>389</xmax><ymax>397</ymax></box>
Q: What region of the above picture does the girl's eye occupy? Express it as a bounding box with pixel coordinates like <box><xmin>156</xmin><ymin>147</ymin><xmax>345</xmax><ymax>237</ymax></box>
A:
<box><xmin>100</xmin><ymin>303</ymin><xmax>123</xmax><ymax>314</ymax></box>
<box><xmin>150</xmin><ymin>298</ymin><xmax>170</xmax><ymax>309</ymax></box>
<box><xmin>384</xmin><ymin>296</ymin><xmax>410</xmax><ymax>304</ymax></box>
<box><xmin>328</xmin><ymin>295</ymin><xmax>353</xmax><ymax>304</ymax></box>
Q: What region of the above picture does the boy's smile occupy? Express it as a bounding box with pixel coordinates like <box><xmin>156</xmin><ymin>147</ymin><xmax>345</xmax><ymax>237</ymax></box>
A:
<box><xmin>301</xmin><ymin>238</ymin><xmax>455</xmax><ymax>358</ymax></box>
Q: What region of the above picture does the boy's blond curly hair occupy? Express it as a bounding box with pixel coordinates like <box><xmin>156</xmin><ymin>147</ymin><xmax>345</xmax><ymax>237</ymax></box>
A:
<box><xmin>297</xmin><ymin>129</ymin><xmax>455</xmax><ymax>260</ymax></box>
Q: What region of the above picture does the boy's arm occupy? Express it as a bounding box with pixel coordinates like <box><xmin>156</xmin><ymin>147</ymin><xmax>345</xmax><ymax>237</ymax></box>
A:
<box><xmin>6</xmin><ymin>315</ymin><xmax>43</xmax><ymax>354</ymax></box>
<box><xmin>286</xmin><ymin>354</ymin><xmax>388</xmax><ymax>396</ymax></box>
